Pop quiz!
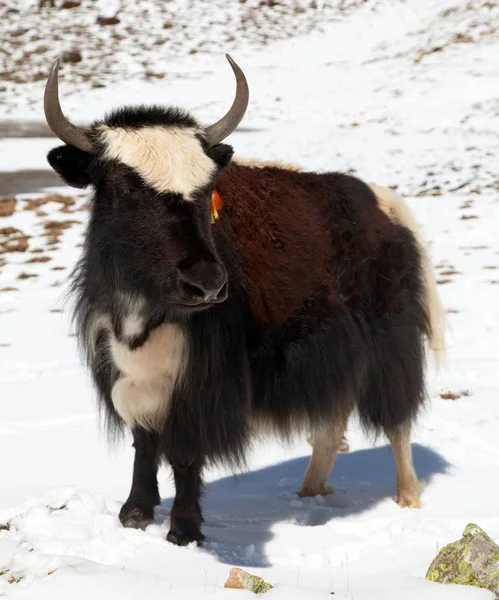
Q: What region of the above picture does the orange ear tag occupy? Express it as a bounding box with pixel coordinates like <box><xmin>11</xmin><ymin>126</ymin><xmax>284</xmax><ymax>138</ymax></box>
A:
<box><xmin>210</xmin><ymin>189</ymin><xmax>223</xmax><ymax>224</ymax></box>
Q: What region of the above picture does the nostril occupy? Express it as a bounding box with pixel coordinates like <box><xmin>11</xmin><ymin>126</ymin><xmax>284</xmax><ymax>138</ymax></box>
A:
<box><xmin>181</xmin><ymin>281</ymin><xmax>208</xmax><ymax>300</ymax></box>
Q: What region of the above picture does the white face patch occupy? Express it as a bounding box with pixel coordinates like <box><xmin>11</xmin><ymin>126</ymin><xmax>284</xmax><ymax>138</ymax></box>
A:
<box><xmin>98</xmin><ymin>125</ymin><xmax>216</xmax><ymax>199</ymax></box>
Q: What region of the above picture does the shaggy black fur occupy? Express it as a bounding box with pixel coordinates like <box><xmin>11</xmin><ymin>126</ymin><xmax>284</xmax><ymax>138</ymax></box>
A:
<box><xmin>119</xmin><ymin>428</ymin><xmax>160</xmax><ymax>529</ymax></box>
<box><xmin>96</xmin><ymin>105</ymin><xmax>198</xmax><ymax>131</ymax></box>
<box><xmin>47</xmin><ymin>145</ymin><xmax>92</xmax><ymax>188</ymax></box>
<box><xmin>47</xmin><ymin>105</ymin><xmax>432</xmax><ymax>546</ymax></box>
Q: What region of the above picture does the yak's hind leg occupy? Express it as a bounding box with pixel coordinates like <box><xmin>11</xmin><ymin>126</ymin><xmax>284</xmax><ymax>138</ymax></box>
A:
<box><xmin>298</xmin><ymin>411</ymin><xmax>350</xmax><ymax>497</ymax></box>
<box><xmin>119</xmin><ymin>427</ymin><xmax>161</xmax><ymax>529</ymax></box>
<box><xmin>385</xmin><ymin>421</ymin><xmax>422</xmax><ymax>508</ymax></box>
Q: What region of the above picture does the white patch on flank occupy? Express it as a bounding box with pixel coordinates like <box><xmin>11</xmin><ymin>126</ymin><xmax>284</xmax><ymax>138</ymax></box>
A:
<box><xmin>98</xmin><ymin>125</ymin><xmax>216</xmax><ymax>198</ymax></box>
<box><xmin>234</xmin><ymin>156</ymin><xmax>303</xmax><ymax>172</ymax></box>
<box><xmin>109</xmin><ymin>322</ymin><xmax>187</xmax><ymax>430</ymax></box>
<box><xmin>370</xmin><ymin>184</ymin><xmax>446</xmax><ymax>369</ymax></box>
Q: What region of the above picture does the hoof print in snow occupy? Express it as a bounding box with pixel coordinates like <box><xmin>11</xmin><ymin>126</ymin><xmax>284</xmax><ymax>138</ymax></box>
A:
<box><xmin>426</xmin><ymin>523</ymin><xmax>499</xmax><ymax>597</ymax></box>
<box><xmin>224</xmin><ymin>568</ymin><xmax>273</xmax><ymax>594</ymax></box>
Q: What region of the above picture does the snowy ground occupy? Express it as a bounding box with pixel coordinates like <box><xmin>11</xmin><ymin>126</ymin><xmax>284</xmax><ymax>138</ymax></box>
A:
<box><xmin>1</xmin><ymin>0</ymin><xmax>499</xmax><ymax>598</ymax></box>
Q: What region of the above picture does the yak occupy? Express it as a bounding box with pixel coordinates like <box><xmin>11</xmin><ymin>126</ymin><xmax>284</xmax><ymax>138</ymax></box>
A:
<box><xmin>43</xmin><ymin>55</ymin><xmax>445</xmax><ymax>546</ymax></box>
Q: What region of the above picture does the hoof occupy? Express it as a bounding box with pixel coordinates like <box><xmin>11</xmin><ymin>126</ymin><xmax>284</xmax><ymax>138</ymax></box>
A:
<box><xmin>396</xmin><ymin>493</ymin><xmax>422</xmax><ymax>509</ymax></box>
<box><xmin>298</xmin><ymin>484</ymin><xmax>335</xmax><ymax>498</ymax></box>
<box><xmin>339</xmin><ymin>436</ymin><xmax>350</xmax><ymax>453</ymax></box>
<box><xmin>119</xmin><ymin>504</ymin><xmax>154</xmax><ymax>529</ymax></box>
<box><xmin>396</xmin><ymin>481</ymin><xmax>423</xmax><ymax>508</ymax></box>
<box><xmin>167</xmin><ymin>527</ymin><xmax>204</xmax><ymax>547</ymax></box>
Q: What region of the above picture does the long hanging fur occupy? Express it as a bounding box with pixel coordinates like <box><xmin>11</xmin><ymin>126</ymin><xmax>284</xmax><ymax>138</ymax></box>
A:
<box><xmin>46</xmin><ymin>102</ymin><xmax>445</xmax><ymax>546</ymax></box>
<box><xmin>50</xmin><ymin>105</ymin><xmax>443</xmax><ymax>479</ymax></box>
<box><xmin>369</xmin><ymin>184</ymin><xmax>446</xmax><ymax>369</ymax></box>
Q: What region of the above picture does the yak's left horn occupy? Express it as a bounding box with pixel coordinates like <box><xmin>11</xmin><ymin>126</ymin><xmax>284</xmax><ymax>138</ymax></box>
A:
<box><xmin>44</xmin><ymin>58</ymin><xmax>93</xmax><ymax>153</ymax></box>
<box><xmin>203</xmin><ymin>54</ymin><xmax>249</xmax><ymax>147</ymax></box>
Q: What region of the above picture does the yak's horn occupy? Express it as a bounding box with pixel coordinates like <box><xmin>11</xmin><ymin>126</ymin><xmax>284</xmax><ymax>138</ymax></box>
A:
<box><xmin>203</xmin><ymin>54</ymin><xmax>249</xmax><ymax>147</ymax></box>
<box><xmin>44</xmin><ymin>58</ymin><xmax>92</xmax><ymax>153</ymax></box>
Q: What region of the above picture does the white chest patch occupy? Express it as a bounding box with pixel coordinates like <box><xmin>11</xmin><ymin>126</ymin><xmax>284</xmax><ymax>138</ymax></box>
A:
<box><xmin>109</xmin><ymin>322</ymin><xmax>188</xmax><ymax>431</ymax></box>
<box><xmin>98</xmin><ymin>125</ymin><xmax>216</xmax><ymax>199</ymax></box>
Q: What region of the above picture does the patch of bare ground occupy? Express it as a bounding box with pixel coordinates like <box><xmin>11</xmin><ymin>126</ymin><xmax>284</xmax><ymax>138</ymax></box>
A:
<box><xmin>414</xmin><ymin>32</ymin><xmax>474</xmax><ymax>64</ymax></box>
<box><xmin>0</xmin><ymin>194</ymin><xmax>16</xmax><ymax>217</ymax></box>
<box><xmin>25</xmin><ymin>255</ymin><xmax>51</xmax><ymax>263</ymax></box>
<box><xmin>416</xmin><ymin>186</ymin><xmax>443</xmax><ymax>197</ymax></box>
<box><xmin>42</xmin><ymin>219</ymin><xmax>81</xmax><ymax>246</ymax></box>
<box><xmin>24</xmin><ymin>194</ymin><xmax>76</xmax><ymax>211</ymax></box>
<box><xmin>440</xmin><ymin>390</ymin><xmax>471</xmax><ymax>401</ymax></box>
<box><xmin>459</xmin><ymin>200</ymin><xmax>474</xmax><ymax>210</ymax></box>
<box><xmin>0</xmin><ymin>227</ymin><xmax>29</xmax><ymax>254</ymax></box>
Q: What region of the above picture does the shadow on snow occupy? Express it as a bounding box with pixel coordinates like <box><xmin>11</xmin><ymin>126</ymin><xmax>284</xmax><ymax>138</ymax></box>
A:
<box><xmin>156</xmin><ymin>443</ymin><xmax>449</xmax><ymax>567</ymax></box>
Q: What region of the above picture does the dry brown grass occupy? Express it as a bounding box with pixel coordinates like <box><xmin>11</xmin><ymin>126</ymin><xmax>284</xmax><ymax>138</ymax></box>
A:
<box><xmin>0</xmin><ymin>194</ymin><xmax>16</xmax><ymax>217</ymax></box>
<box><xmin>25</xmin><ymin>255</ymin><xmax>51</xmax><ymax>264</ymax></box>
<box><xmin>440</xmin><ymin>390</ymin><xmax>471</xmax><ymax>401</ymax></box>
<box><xmin>0</xmin><ymin>227</ymin><xmax>29</xmax><ymax>254</ymax></box>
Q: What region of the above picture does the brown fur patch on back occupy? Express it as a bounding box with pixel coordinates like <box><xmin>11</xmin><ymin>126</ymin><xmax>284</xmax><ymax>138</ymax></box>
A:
<box><xmin>218</xmin><ymin>166</ymin><xmax>429</xmax><ymax>343</ymax></box>
<box><xmin>217</xmin><ymin>163</ymin><xmax>334</xmax><ymax>331</ymax></box>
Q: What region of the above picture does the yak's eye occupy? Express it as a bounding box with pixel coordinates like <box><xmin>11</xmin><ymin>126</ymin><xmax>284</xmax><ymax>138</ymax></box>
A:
<box><xmin>125</xmin><ymin>187</ymin><xmax>141</xmax><ymax>199</ymax></box>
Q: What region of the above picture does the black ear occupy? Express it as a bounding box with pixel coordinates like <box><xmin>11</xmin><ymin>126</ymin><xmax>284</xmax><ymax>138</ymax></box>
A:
<box><xmin>207</xmin><ymin>143</ymin><xmax>234</xmax><ymax>170</ymax></box>
<box><xmin>47</xmin><ymin>145</ymin><xmax>93</xmax><ymax>189</ymax></box>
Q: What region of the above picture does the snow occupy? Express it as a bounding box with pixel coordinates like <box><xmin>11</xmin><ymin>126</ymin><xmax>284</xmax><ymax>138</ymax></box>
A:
<box><xmin>1</xmin><ymin>0</ymin><xmax>499</xmax><ymax>598</ymax></box>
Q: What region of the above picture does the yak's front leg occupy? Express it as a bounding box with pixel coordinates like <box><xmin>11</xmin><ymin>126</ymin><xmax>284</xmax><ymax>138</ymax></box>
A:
<box><xmin>166</xmin><ymin>457</ymin><xmax>204</xmax><ymax>546</ymax></box>
<box><xmin>119</xmin><ymin>427</ymin><xmax>160</xmax><ymax>529</ymax></box>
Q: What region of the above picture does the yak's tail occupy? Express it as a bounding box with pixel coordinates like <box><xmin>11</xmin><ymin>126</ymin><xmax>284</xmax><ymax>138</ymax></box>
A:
<box><xmin>369</xmin><ymin>184</ymin><xmax>446</xmax><ymax>370</ymax></box>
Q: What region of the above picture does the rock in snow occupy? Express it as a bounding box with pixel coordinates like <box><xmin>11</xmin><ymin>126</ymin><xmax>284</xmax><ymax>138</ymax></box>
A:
<box><xmin>224</xmin><ymin>567</ymin><xmax>274</xmax><ymax>594</ymax></box>
<box><xmin>426</xmin><ymin>524</ymin><xmax>499</xmax><ymax>597</ymax></box>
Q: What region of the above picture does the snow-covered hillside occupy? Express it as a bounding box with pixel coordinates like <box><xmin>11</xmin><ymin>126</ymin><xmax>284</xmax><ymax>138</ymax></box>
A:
<box><xmin>1</xmin><ymin>0</ymin><xmax>367</xmax><ymax>115</ymax></box>
<box><xmin>1</xmin><ymin>0</ymin><xmax>499</xmax><ymax>598</ymax></box>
